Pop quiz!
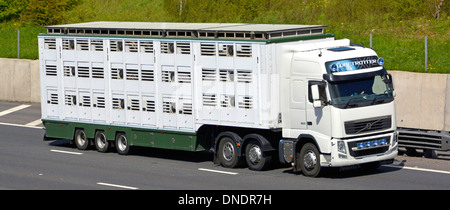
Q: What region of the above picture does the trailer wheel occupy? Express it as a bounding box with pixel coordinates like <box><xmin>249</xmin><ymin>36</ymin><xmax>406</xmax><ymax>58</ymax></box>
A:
<box><xmin>245</xmin><ymin>140</ymin><xmax>272</xmax><ymax>171</ymax></box>
<box><xmin>218</xmin><ymin>137</ymin><xmax>239</xmax><ymax>168</ymax></box>
<box><xmin>115</xmin><ymin>133</ymin><xmax>130</xmax><ymax>155</ymax></box>
<box><xmin>94</xmin><ymin>130</ymin><xmax>110</xmax><ymax>153</ymax></box>
<box><xmin>298</xmin><ymin>143</ymin><xmax>321</xmax><ymax>177</ymax></box>
<box><xmin>74</xmin><ymin>129</ymin><xmax>90</xmax><ymax>150</ymax></box>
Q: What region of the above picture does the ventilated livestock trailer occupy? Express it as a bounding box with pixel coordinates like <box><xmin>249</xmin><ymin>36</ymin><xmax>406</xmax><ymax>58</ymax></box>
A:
<box><xmin>39</xmin><ymin>22</ymin><xmax>397</xmax><ymax>176</ymax></box>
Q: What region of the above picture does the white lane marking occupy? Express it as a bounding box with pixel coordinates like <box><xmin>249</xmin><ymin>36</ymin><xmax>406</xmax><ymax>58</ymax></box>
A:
<box><xmin>384</xmin><ymin>165</ymin><xmax>450</xmax><ymax>175</ymax></box>
<box><xmin>0</xmin><ymin>104</ymin><xmax>31</xmax><ymax>117</ymax></box>
<box><xmin>198</xmin><ymin>168</ymin><xmax>238</xmax><ymax>175</ymax></box>
<box><xmin>97</xmin><ymin>182</ymin><xmax>139</xmax><ymax>190</ymax></box>
<box><xmin>50</xmin><ymin>149</ymin><xmax>83</xmax><ymax>155</ymax></box>
<box><xmin>0</xmin><ymin>121</ymin><xmax>43</xmax><ymax>129</ymax></box>
<box><xmin>25</xmin><ymin>119</ymin><xmax>42</xmax><ymax>126</ymax></box>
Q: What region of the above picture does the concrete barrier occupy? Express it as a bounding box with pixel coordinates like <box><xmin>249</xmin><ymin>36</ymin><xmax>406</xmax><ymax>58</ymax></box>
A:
<box><xmin>390</xmin><ymin>70</ymin><xmax>450</xmax><ymax>132</ymax></box>
<box><xmin>446</xmin><ymin>75</ymin><xmax>450</xmax><ymax>131</ymax></box>
<box><xmin>0</xmin><ymin>58</ymin><xmax>40</xmax><ymax>103</ymax></box>
<box><xmin>0</xmin><ymin>58</ymin><xmax>448</xmax><ymax>131</ymax></box>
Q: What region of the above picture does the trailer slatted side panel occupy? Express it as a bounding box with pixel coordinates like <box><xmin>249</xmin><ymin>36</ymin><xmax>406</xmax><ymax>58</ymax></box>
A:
<box><xmin>39</xmin><ymin>36</ymin><xmax>270</xmax><ymax>132</ymax></box>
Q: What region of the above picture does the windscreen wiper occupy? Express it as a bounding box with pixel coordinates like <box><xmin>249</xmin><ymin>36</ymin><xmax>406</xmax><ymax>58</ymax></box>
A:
<box><xmin>344</xmin><ymin>96</ymin><xmax>364</xmax><ymax>108</ymax></box>
<box><xmin>371</xmin><ymin>94</ymin><xmax>387</xmax><ymax>105</ymax></box>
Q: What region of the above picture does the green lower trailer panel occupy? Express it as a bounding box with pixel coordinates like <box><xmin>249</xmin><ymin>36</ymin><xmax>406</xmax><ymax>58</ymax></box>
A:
<box><xmin>42</xmin><ymin>119</ymin><xmax>203</xmax><ymax>152</ymax></box>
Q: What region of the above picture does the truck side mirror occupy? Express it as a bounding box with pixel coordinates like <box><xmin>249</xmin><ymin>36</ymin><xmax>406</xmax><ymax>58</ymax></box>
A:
<box><xmin>311</xmin><ymin>85</ymin><xmax>322</xmax><ymax>108</ymax></box>
<box><xmin>384</xmin><ymin>73</ymin><xmax>396</xmax><ymax>97</ymax></box>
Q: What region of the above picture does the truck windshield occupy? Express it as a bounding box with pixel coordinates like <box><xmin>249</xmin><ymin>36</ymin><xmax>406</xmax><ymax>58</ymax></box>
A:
<box><xmin>328</xmin><ymin>74</ymin><xmax>394</xmax><ymax>109</ymax></box>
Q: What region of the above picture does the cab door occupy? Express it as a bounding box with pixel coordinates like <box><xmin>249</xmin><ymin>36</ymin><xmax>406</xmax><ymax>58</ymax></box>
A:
<box><xmin>280</xmin><ymin>53</ymin><xmax>308</xmax><ymax>138</ymax></box>
<box><xmin>288</xmin><ymin>78</ymin><xmax>308</xmax><ymax>130</ymax></box>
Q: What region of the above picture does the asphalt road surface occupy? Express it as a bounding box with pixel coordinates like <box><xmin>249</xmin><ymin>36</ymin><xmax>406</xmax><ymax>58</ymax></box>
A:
<box><xmin>1</xmin><ymin>101</ymin><xmax>449</xmax><ymax>190</ymax></box>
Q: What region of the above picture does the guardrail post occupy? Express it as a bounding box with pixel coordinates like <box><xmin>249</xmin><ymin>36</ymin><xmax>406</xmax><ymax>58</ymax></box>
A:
<box><xmin>17</xmin><ymin>29</ymin><xmax>20</xmax><ymax>59</ymax></box>
<box><xmin>425</xmin><ymin>36</ymin><xmax>428</xmax><ymax>72</ymax></box>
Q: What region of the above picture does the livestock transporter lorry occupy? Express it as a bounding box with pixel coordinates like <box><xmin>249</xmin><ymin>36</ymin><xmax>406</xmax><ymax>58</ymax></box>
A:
<box><xmin>39</xmin><ymin>22</ymin><xmax>398</xmax><ymax>177</ymax></box>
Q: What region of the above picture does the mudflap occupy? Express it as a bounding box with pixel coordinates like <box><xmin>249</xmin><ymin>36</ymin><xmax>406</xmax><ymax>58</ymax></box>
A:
<box><xmin>43</xmin><ymin>133</ymin><xmax>59</xmax><ymax>141</ymax></box>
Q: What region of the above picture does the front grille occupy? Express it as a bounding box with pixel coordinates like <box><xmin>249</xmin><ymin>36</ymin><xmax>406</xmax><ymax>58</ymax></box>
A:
<box><xmin>345</xmin><ymin>116</ymin><xmax>391</xmax><ymax>135</ymax></box>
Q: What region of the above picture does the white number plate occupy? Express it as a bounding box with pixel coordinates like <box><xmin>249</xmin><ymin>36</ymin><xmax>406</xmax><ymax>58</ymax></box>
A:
<box><xmin>362</xmin><ymin>156</ymin><xmax>377</xmax><ymax>163</ymax></box>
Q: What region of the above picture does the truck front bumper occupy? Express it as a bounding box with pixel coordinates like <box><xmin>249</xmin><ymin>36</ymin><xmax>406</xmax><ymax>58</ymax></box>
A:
<box><xmin>321</xmin><ymin>131</ymin><xmax>398</xmax><ymax>167</ymax></box>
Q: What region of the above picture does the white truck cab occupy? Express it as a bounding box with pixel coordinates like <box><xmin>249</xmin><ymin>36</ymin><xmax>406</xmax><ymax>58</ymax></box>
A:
<box><xmin>279</xmin><ymin>39</ymin><xmax>398</xmax><ymax>177</ymax></box>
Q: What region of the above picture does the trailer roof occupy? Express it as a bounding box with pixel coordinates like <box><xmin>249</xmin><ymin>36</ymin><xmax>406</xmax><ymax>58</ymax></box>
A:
<box><xmin>45</xmin><ymin>21</ymin><xmax>327</xmax><ymax>40</ymax></box>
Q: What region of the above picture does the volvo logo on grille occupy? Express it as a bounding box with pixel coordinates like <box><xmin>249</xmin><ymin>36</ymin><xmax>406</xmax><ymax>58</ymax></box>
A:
<box><xmin>365</xmin><ymin>122</ymin><xmax>373</xmax><ymax>130</ymax></box>
<box><xmin>356</xmin><ymin>119</ymin><xmax>381</xmax><ymax>134</ymax></box>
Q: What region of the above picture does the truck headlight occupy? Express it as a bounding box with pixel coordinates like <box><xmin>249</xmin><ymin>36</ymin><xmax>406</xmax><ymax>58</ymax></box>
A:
<box><xmin>337</xmin><ymin>141</ymin><xmax>346</xmax><ymax>154</ymax></box>
<box><xmin>393</xmin><ymin>131</ymin><xmax>398</xmax><ymax>144</ymax></box>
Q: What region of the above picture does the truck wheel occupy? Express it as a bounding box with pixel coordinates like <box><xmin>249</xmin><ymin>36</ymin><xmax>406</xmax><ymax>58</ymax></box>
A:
<box><xmin>218</xmin><ymin>137</ymin><xmax>239</xmax><ymax>168</ymax></box>
<box><xmin>74</xmin><ymin>129</ymin><xmax>89</xmax><ymax>150</ymax></box>
<box><xmin>115</xmin><ymin>133</ymin><xmax>130</xmax><ymax>155</ymax></box>
<box><xmin>298</xmin><ymin>143</ymin><xmax>321</xmax><ymax>177</ymax></box>
<box><xmin>94</xmin><ymin>130</ymin><xmax>110</xmax><ymax>153</ymax></box>
<box><xmin>245</xmin><ymin>140</ymin><xmax>272</xmax><ymax>171</ymax></box>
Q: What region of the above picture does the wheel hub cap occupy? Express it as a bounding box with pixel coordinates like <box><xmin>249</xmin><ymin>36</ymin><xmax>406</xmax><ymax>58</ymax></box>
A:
<box><xmin>77</xmin><ymin>132</ymin><xmax>86</xmax><ymax>145</ymax></box>
<box><xmin>96</xmin><ymin>133</ymin><xmax>106</xmax><ymax>148</ymax></box>
<box><xmin>248</xmin><ymin>145</ymin><xmax>262</xmax><ymax>164</ymax></box>
<box><xmin>222</xmin><ymin>142</ymin><xmax>234</xmax><ymax>161</ymax></box>
<box><xmin>303</xmin><ymin>151</ymin><xmax>317</xmax><ymax>171</ymax></box>
<box><xmin>118</xmin><ymin>136</ymin><xmax>127</xmax><ymax>151</ymax></box>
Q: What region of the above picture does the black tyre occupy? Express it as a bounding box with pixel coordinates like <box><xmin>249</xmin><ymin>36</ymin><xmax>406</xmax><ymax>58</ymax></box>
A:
<box><xmin>94</xmin><ymin>130</ymin><xmax>110</xmax><ymax>153</ymax></box>
<box><xmin>298</xmin><ymin>143</ymin><xmax>321</xmax><ymax>177</ymax></box>
<box><xmin>245</xmin><ymin>140</ymin><xmax>272</xmax><ymax>171</ymax></box>
<box><xmin>74</xmin><ymin>129</ymin><xmax>90</xmax><ymax>150</ymax></box>
<box><xmin>218</xmin><ymin>137</ymin><xmax>240</xmax><ymax>168</ymax></box>
<box><xmin>115</xmin><ymin>133</ymin><xmax>131</xmax><ymax>155</ymax></box>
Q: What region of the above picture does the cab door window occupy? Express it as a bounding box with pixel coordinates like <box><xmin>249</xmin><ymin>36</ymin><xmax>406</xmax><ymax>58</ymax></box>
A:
<box><xmin>308</xmin><ymin>81</ymin><xmax>327</xmax><ymax>105</ymax></box>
